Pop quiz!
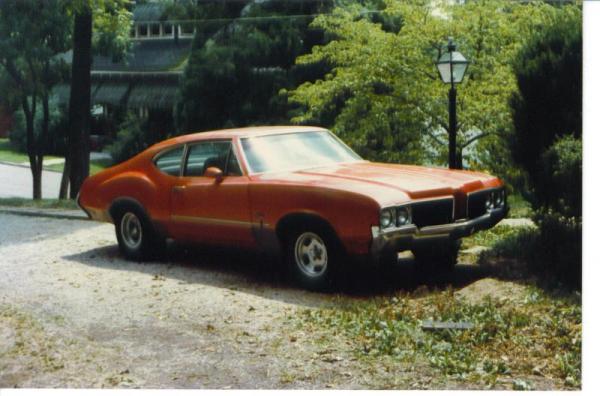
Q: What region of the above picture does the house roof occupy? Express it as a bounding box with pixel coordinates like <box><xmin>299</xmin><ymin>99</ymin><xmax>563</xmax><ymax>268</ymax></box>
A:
<box><xmin>93</xmin><ymin>38</ymin><xmax>192</xmax><ymax>73</ymax></box>
<box><xmin>132</xmin><ymin>3</ymin><xmax>166</xmax><ymax>22</ymax></box>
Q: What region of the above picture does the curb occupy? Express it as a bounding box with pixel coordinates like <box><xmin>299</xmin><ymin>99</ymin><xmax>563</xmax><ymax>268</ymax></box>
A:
<box><xmin>0</xmin><ymin>160</ymin><xmax>63</xmax><ymax>173</ymax></box>
<box><xmin>0</xmin><ymin>207</ymin><xmax>88</xmax><ymax>221</ymax></box>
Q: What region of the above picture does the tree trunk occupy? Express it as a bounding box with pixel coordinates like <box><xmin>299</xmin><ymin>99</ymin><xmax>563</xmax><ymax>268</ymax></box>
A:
<box><xmin>32</xmin><ymin>165</ymin><xmax>42</xmax><ymax>200</ymax></box>
<box><xmin>22</xmin><ymin>94</ymin><xmax>43</xmax><ymax>200</ymax></box>
<box><xmin>59</xmin><ymin>156</ymin><xmax>70</xmax><ymax>199</ymax></box>
<box><xmin>38</xmin><ymin>90</ymin><xmax>51</xmax><ymax>198</ymax></box>
<box><xmin>67</xmin><ymin>7</ymin><xmax>92</xmax><ymax>199</ymax></box>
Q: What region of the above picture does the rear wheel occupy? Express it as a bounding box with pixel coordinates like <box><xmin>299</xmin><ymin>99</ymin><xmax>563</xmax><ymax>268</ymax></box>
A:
<box><xmin>115</xmin><ymin>208</ymin><xmax>163</xmax><ymax>260</ymax></box>
<box><xmin>285</xmin><ymin>226</ymin><xmax>341</xmax><ymax>291</ymax></box>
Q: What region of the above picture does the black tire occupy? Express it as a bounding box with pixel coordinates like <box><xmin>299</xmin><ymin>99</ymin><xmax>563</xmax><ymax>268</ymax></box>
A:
<box><xmin>413</xmin><ymin>239</ymin><xmax>461</xmax><ymax>274</ymax></box>
<box><xmin>115</xmin><ymin>207</ymin><xmax>163</xmax><ymax>261</ymax></box>
<box><xmin>284</xmin><ymin>225</ymin><xmax>341</xmax><ymax>291</ymax></box>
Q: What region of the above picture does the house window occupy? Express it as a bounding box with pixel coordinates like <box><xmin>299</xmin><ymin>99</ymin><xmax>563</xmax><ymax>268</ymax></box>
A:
<box><xmin>180</xmin><ymin>23</ymin><xmax>194</xmax><ymax>36</ymax></box>
<box><xmin>150</xmin><ymin>23</ymin><xmax>160</xmax><ymax>37</ymax></box>
<box><xmin>138</xmin><ymin>24</ymin><xmax>148</xmax><ymax>37</ymax></box>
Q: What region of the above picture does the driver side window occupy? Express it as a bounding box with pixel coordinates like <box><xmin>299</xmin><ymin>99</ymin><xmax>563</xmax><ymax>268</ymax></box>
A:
<box><xmin>184</xmin><ymin>141</ymin><xmax>243</xmax><ymax>177</ymax></box>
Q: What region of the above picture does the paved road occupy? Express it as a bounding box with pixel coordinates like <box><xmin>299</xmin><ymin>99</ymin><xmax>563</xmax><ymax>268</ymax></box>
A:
<box><xmin>0</xmin><ymin>163</ymin><xmax>62</xmax><ymax>199</ymax></box>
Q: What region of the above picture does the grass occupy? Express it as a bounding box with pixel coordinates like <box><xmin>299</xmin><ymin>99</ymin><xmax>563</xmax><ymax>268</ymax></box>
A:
<box><xmin>45</xmin><ymin>157</ymin><xmax>113</xmax><ymax>175</ymax></box>
<box><xmin>0</xmin><ymin>138</ymin><xmax>60</xmax><ymax>163</ymax></box>
<box><xmin>0</xmin><ymin>138</ymin><xmax>32</xmax><ymax>163</ymax></box>
<box><xmin>0</xmin><ymin>198</ymin><xmax>79</xmax><ymax>209</ymax></box>
<box><xmin>0</xmin><ymin>138</ymin><xmax>111</xmax><ymax>175</ymax></box>
<box><xmin>299</xmin><ymin>288</ymin><xmax>581</xmax><ymax>389</ymax></box>
<box><xmin>461</xmin><ymin>225</ymin><xmax>533</xmax><ymax>251</ymax></box>
<box><xmin>507</xmin><ymin>194</ymin><xmax>533</xmax><ymax>219</ymax></box>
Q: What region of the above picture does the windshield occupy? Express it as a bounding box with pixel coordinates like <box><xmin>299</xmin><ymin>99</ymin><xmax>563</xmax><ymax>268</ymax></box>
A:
<box><xmin>241</xmin><ymin>131</ymin><xmax>363</xmax><ymax>174</ymax></box>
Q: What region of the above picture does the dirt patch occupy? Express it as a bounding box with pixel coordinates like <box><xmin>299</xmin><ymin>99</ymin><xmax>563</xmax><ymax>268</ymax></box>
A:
<box><xmin>455</xmin><ymin>278</ymin><xmax>529</xmax><ymax>305</ymax></box>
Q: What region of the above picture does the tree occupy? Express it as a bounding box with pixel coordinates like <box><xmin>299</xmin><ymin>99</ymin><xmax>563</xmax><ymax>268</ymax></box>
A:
<box><xmin>509</xmin><ymin>7</ymin><xmax>582</xmax><ymax>216</ymax></box>
<box><xmin>287</xmin><ymin>0</ymin><xmax>568</xmax><ymax>169</ymax></box>
<box><xmin>177</xmin><ymin>0</ymin><xmax>332</xmax><ymax>133</ymax></box>
<box><xmin>62</xmin><ymin>0</ymin><xmax>131</xmax><ymax>200</ymax></box>
<box><xmin>0</xmin><ymin>0</ymin><xmax>71</xmax><ymax>199</ymax></box>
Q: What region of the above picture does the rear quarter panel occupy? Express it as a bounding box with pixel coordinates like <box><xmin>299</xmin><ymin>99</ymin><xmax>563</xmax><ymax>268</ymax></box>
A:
<box><xmin>79</xmin><ymin>150</ymin><xmax>171</xmax><ymax>227</ymax></box>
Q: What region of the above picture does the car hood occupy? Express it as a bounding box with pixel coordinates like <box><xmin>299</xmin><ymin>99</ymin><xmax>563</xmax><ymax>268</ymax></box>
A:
<box><xmin>252</xmin><ymin>161</ymin><xmax>501</xmax><ymax>207</ymax></box>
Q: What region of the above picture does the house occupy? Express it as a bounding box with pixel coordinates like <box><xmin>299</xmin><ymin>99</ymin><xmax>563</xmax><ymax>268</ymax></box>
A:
<box><xmin>55</xmin><ymin>2</ymin><xmax>194</xmax><ymax>145</ymax></box>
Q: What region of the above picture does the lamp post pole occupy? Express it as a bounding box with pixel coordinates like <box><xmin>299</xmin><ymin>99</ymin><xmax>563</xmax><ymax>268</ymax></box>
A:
<box><xmin>448</xmin><ymin>83</ymin><xmax>457</xmax><ymax>169</ymax></box>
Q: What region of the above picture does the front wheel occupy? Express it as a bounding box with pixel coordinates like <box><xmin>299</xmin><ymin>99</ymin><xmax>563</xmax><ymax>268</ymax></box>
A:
<box><xmin>285</xmin><ymin>227</ymin><xmax>340</xmax><ymax>291</ymax></box>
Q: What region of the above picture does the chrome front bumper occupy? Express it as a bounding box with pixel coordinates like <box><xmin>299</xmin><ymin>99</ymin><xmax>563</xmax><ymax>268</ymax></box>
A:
<box><xmin>370</xmin><ymin>206</ymin><xmax>508</xmax><ymax>259</ymax></box>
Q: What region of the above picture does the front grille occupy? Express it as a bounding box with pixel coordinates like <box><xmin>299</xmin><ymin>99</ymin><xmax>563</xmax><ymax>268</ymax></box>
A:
<box><xmin>411</xmin><ymin>198</ymin><xmax>454</xmax><ymax>228</ymax></box>
<box><xmin>467</xmin><ymin>190</ymin><xmax>489</xmax><ymax>219</ymax></box>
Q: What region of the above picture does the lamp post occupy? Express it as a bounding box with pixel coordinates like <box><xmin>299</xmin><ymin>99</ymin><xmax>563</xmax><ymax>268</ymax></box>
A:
<box><xmin>436</xmin><ymin>37</ymin><xmax>469</xmax><ymax>169</ymax></box>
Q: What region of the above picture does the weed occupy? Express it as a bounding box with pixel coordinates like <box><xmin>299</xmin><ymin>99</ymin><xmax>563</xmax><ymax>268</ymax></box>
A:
<box><xmin>299</xmin><ymin>287</ymin><xmax>581</xmax><ymax>389</ymax></box>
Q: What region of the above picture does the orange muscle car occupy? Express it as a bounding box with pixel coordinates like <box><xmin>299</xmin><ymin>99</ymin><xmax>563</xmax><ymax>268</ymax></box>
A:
<box><xmin>78</xmin><ymin>126</ymin><xmax>508</xmax><ymax>290</ymax></box>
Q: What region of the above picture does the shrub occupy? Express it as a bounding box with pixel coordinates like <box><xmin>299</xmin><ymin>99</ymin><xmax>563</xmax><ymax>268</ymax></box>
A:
<box><xmin>481</xmin><ymin>211</ymin><xmax>581</xmax><ymax>290</ymax></box>
<box><xmin>8</xmin><ymin>97</ymin><xmax>68</xmax><ymax>156</ymax></box>
<box><xmin>107</xmin><ymin>114</ymin><xmax>165</xmax><ymax>164</ymax></box>
<box><xmin>509</xmin><ymin>8</ymin><xmax>581</xmax><ymax>177</ymax></box>
<box><xmin>532</xmin><ymin>211</ymin><xmax>581</xmax><ymax>290</ymax></box>
<box><xmin>504</xmin><ymin>8</ymin><xmax>582</xmax><ymax>290</ymax></box>
<box><xmin>538</xmin><ymin>136</ymin><xmax>582</xmax><ymax>218</ymax></box>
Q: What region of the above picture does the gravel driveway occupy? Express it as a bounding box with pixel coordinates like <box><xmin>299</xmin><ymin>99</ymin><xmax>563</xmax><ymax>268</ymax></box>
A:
<box><xmin>0</xmin><ymin>213</ymin><xmax>491</xmax><ymax>389</ymax></box>
<box><xmin>0</xmin><ymin>215</ymin><xmax>384</xmax><ymax>388</ymax></box>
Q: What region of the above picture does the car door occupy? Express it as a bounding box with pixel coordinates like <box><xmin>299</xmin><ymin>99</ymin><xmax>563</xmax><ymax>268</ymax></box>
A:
<box><xmin>169</xmin><ymin>139</ymin><xmax>254</xmax><ymax>247</ymax></box>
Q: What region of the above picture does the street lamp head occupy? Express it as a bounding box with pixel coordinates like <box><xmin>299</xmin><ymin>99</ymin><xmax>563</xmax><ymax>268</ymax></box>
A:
<box><xmin>436</xmin><ymin>37</ymin><xmax>469</xmax><ymax>85</ymax></box>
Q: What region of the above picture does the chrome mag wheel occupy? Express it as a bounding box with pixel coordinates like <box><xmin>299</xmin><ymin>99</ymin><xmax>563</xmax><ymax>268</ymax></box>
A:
<box><xmin>294</xmin><ymin>231</ymin><xmax>328</xmax><ymax>278</ymax></box>
<box><xmin>120</xmin><ymin>212</ymin><xmax>143</xmax><ymax>250</ymax></box>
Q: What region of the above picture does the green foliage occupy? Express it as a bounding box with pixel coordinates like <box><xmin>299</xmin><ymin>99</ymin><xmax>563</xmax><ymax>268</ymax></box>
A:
<box><xmin>480</xmin><ymin>212</ymin><xmax>581</xmax><ymax>290</ymax></box>
<box><xmin>538</xmin><ymin>136</ymin><xmax>582</xmax><ymax>217</ymax></box>
<box><xmin>288</xmin><ymin>0</ymin><xmax>574</xmax><ymax>169</ymax></box>
<box><xmin>301</xmin><ymin>288</ymin><xmax>581</xmax><ymax>388</ymax></box>
<box><xmin>509</xmin><ymin>8</ymin><xmax>582</xmax><ymax>215</ymax></box>
<box><xmin>461</xmin><ymin>225</ymin><xmax>525</xmax><ymax>251</ymax></box>
<box><xmin>0</xmin><ymin>1</ymin><xmax>71</xmax><ymax>92</ymax></box>
<box><xmin>177</xmin><ymin>0</ymin><xmax>332</xmax><ymax>133</ymax></box>
<box><xmin>92</xmin><ymin>0</ymin><xmax>133</xmax><ymax>61</ymax></box>
<box><xmin>506</xmin><ymin>194</ymin><xmax>533</xmax><ymax>219</ymax></box>
<box><xmin>9</xmin><ymin>97</ymin><xmax>68</xmax><ymax>156</ymax></box>
<box><xmin>107</xmin><ymin>114</ymin><xmax>160</xmax><ymax>163</ymax></box>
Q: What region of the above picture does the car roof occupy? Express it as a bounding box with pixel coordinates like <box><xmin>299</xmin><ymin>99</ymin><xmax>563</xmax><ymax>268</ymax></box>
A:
<box><xmin>152</xmin><ymin>126</ymin><xmax>329</xmax><ymax>150</ymax></box>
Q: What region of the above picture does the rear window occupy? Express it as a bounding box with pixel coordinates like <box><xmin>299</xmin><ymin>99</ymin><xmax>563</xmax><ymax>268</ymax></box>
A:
<box><xmin>154</xmin><ymin>146</ymin><xmax>184</xmax><ymax>176</ymax></box>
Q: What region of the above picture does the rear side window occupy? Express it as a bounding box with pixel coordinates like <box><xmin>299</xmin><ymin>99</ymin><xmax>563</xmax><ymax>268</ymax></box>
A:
<box><xmin>154</xmin><ymin>146</ymin><xmax>184</xmax><ymax>176</ymax></box>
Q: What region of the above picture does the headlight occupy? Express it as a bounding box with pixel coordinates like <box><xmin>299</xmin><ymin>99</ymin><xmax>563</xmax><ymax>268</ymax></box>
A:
<box><xmin>485</xmin><ymin>194</ymin><xmax>494</xmax><ymax>212</ymax></box>
<box><xmin>396</xmin><ymin>206</ymin><xmax>411</xmax><ymax>226</ymax></box>
<box><xmin>494</xmin><ymin>190</ymin><xmax>504</xmax><ymax>208</ymax></box>
<box><xmin>380</xmin><ymin>208</ymin><xmax>395</xmax><ymax>228</ymax></box>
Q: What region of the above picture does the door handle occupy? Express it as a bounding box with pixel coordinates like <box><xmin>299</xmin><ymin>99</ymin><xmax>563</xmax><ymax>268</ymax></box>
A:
<box><xmin>172</xmin><ymin>185</ymin><xmax>186</xmax><ymax>192</ymax></box>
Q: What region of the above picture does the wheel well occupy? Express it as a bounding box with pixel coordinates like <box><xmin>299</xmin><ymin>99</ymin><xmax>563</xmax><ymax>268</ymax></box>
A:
<box><xmin>108</xmin><ymin>198</ymin><xmax>148</xmax><ymax>224</ymax></box>
<box><xmin>275</xmin><ymin>213</ymin><xmax>342</xmax><ymax>248</ymax></box>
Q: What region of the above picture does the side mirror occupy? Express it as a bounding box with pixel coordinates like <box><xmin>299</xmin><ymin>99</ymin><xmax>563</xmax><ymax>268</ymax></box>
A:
<box><xmin>204</xmin><ymin>166</ymin><xmax>224</xmax><ymax>183</ymax></box>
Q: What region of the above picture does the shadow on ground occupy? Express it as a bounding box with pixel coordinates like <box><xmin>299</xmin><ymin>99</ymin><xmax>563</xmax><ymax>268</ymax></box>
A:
<box><xmin>64</xmin><ymin>242</ymin><xmax>493</xmax><ymax>304</ymax></box>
